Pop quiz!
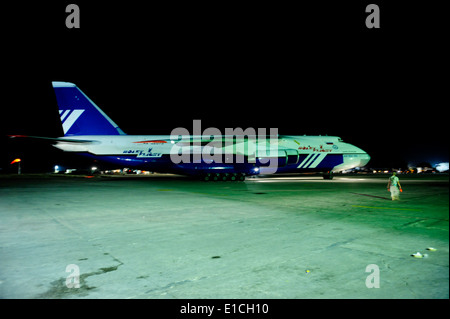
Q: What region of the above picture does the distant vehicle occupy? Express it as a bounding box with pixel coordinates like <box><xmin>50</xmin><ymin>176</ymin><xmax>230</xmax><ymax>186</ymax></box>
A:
<box><xmin>10</xmin><ymin>82</ymin><xmax>371</xmax><ymax>181</ymax></box>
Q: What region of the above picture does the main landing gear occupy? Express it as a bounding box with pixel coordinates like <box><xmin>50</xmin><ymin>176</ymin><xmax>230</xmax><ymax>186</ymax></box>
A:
<box><xmin>201</xmin><ymin>173</ymin><xmax>246</xmax><ymax>182</ymax></box>
<box><xmin>323</xmin><ymin>171</ymin><xmax>334</xmax><ymax>180</ymax></box>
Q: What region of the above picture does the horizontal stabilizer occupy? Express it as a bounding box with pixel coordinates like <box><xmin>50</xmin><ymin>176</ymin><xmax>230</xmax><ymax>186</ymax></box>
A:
<box><xmin>8</xmin><ymin>135</ymin><xmax>96</xmax><ymax>144</ymax></box>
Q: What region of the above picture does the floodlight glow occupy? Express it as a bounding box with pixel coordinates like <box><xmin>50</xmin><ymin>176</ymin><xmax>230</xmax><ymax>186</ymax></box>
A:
<box><xmin>435</xmin><ymin>162</ymin><xmax>449</xmax><ymax>172</ymax></box>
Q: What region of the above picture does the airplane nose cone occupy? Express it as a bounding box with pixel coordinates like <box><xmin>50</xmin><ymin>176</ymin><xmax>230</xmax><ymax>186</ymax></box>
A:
<box><xmin>360</xmin><ymin>153</ymin><xmax>371</xmax><ymax>167</ymax></box>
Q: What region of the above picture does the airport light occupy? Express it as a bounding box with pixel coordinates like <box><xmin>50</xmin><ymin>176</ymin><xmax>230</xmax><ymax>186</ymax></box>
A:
<box><xmin>10</xmin><ymin>158</ymin><xmax>21</xmax><ymax>175</ymax></box>
<box><xmin>435</xmin><ymin>162</ymin><xmax>449</xmax><ymax>172</ymax></box>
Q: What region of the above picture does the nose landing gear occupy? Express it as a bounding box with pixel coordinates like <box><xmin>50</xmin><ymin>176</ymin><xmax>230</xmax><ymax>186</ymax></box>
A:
<box><xmin>323</xmin><ymin>171</ymin><xmax>334</xmax><ymax>180</ymax></box>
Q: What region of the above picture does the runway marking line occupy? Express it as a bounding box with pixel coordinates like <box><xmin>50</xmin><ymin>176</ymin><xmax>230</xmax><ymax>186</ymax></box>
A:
<box><xmin>352</xmin><ymin>205</ymin><xmax>421</xmax><ymax>211</ymax></box>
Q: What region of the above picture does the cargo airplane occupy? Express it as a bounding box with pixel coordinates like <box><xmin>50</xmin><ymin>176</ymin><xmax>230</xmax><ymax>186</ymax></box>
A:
<box><xmin>10</xmin><ymin>82</ymin><xmax>370</xmax><ymax>181</ymax></box>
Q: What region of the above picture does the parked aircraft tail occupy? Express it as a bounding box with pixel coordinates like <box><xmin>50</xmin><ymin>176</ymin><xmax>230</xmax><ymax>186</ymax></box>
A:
<box><xmin>52</xmin><ymin>82</ymin><xmax>126</xmax><ymax>136</ymax></box>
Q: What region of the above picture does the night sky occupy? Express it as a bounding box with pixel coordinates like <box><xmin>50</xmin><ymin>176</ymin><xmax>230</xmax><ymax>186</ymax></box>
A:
<box><xmin>1</xmin><ymin>1</ymin><xmax>448</xmax><ymax>173</ymax></box>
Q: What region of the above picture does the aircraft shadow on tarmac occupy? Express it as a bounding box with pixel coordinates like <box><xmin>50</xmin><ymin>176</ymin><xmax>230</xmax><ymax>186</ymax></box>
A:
<box><xmin>349</xmin><ymin>192</ymin><xmax>391</xmax><ymax>200</ymax></box>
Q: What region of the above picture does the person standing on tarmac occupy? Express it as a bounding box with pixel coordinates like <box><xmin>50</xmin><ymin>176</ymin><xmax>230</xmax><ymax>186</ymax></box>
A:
<box><xmin>387</xmin><ymin>172</ymin><xmax>402</xmax><ymax>200</ymax></box>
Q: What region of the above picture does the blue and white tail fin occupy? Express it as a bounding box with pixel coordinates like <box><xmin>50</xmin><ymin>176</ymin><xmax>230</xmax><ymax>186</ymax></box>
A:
<box><xmin>52</xmin><ymin>82</ymin><xmax>126</xmax><ymax>136</ymax></box>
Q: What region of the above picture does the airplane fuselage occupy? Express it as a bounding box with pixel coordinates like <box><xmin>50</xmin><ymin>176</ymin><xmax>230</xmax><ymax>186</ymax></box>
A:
<box><xmin>54</xmin><ymin>134</ymin><xmax>370</xmax><ymax>177</ymax></box>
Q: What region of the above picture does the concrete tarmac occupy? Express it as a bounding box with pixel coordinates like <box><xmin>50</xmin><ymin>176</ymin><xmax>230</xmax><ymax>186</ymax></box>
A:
<box><xmin>0</xmin><ymin>173</ymin><xmax>448</xmax><ymax>299</ymax></box>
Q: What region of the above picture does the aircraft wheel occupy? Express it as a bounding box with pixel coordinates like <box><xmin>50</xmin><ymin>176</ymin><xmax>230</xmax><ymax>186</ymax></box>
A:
<box><xmin>323</xmin><ymin>171</ymin><xmax>334</xmax><ymax>180</ymax></box>
<box><xmin>201</xmin><ymin>173</ymin><xmax>244</xmax><ymax>182</ymax></box>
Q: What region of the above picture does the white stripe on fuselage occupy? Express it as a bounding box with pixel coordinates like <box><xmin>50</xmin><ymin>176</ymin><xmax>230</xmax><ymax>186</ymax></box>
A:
<box><xmin>297</xmin><ymin>152</ymin><xmax>327</xmax><ymax>169</ymax></box>
<box><xmin>308</xmin><ymin>153</ymin><xmax>327</xmax><ymax>168</ymax></box>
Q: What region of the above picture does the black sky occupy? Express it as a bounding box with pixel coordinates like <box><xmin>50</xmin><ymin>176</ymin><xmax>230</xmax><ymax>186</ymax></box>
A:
<box><xmin>1</xmin><ymin>1</ymin><xmax>448</xmax><ymax>172</ymax></box>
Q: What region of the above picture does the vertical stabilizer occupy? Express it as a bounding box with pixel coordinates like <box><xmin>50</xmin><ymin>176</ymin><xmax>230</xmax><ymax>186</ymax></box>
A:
<box><xmin>52</xmin><ymin>82</ymin><xmax>126</xmax><ymax>136</ymax></box>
